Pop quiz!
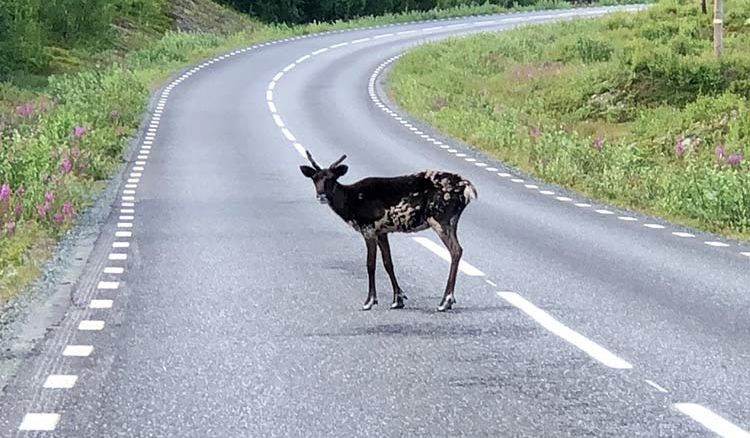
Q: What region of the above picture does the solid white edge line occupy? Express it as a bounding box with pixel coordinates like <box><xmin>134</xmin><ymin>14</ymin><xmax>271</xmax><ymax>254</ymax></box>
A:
<box><xmin>497</xmin><ymin>292</ymin><xmax>633</xmax><ymax>370</ymax></box>
<box><xmin>412</xmin><ymin>237</ymin><xmax>484</xmax><ymax>276</ymax></box>
<box><xmin>674</xmin><ymin>403</ymin><xmax>750</xmax><ymax>438</ymax></box>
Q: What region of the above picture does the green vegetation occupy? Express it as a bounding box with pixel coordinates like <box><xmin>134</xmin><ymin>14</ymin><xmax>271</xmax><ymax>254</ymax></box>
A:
<box><xmin>389</xmin><ymin>0</ymin><xmax>750</xmax><ymax>239</ymax></box>
<box><xmin>216</xmin><ymin>0</ymin><xmax>596</xmax><ymax>23</ymax></box>
<box><xmin>1</xmin><ymin>0</ymin><xmax>622</xmax><ymax>304</ymax></box>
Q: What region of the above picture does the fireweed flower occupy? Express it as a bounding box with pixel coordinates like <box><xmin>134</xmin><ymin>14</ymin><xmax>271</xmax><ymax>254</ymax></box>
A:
<box><xmin>72</xmin><ymin>125</ymin><xmax>86</xmax><ymax>138</ymax></box>
<box><xmin>727</xmin><ymin>154</ymin><xmax>743</xmax><ymax>166</ymax></box>
<box><xmin>60</xmin><ymin>158</ymin><xmax>72</xmax><ymax>174</ymax></box>
<box><xmin>0</xmin><ymin>183</ymin><xmax>10</xmax><ymax>201</ymax></box>
<box><xmin>52</xmin><ymin>212</ymin><xmax>64</xmax><ymax>225</ymax></box>
<box><xmin>674</xmin><ymin>138</ymin><xmax>685</xmax><ymax>156</ymax></box>
<box><xmin>715</xmin><ymin>145</ymin><xmax>725</xmax><ymax>160</ymax></box>
<box><xmin>5</xmin><ymin>221</ymin><xmax>16</xmax><ymax>235</ymax></box>
<box><xmin>16</xmin><ymin>102</ymin><xmax>34</xmax><ymax>117</ymax></box>
<box><xmin>593</xmin><ymin>136</ymin><xmax>603</xmax><ymax>152</ymax></box>
<box><xmin>45</xmin><ymin>191</ymin><xmax>54</xmax><ymax>203</ymax></box>
<box><xmin>62</xmin><ymin>202</ymin><xmax>74</xmax><ymax>216</ymax></box>
<box><xmin>37</xmin><ymin>204</ymin><xmax>48</xmax><ymax>219</ymax></box>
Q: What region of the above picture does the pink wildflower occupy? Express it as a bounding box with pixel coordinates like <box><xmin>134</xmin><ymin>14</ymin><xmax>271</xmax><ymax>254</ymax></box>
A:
<box><xmin>0</xmin><ymin>183</ymin><xmax>10</xmax><ymax>201</ymax></box>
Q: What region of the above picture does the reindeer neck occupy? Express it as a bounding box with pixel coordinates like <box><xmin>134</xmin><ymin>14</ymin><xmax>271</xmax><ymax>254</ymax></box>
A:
<box><xmin>326</xmin><ymin>181</ymin><xmax>352</xmax><ymax>220</ymax></box>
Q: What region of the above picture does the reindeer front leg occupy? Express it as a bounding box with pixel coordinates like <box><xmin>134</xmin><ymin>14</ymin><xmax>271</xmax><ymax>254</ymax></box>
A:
<box><xmin>363</xmin><ymin>236</ymin><xmax>378</xmax><ymax>310</ymax></box>
<box><xmin>377</xmin><ymin>234</ymin><xmax>407</xmax><ymax>309</ymax></box>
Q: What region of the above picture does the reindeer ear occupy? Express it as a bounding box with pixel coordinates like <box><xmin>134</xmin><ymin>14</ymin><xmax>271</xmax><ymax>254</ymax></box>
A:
<box><xmin>332</xmin><ymin>165</ymin><xmax>348</xmax><ymax>177</ymax></box>
<box><xmin>300</xmin><ymin>165</ymin><xmax>316</xmax><ymax>178</ymax></box>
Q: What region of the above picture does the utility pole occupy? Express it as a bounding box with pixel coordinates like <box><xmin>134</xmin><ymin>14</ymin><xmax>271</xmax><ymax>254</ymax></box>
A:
<box><xmin>713</xmin><ymin>0</ymin><xmax>723</xmax><ymax>57</ymax></box>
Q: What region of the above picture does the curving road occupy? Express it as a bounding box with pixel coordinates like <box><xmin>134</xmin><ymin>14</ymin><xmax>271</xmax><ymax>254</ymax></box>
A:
<box><xmin>2</xmin><ymin>6</ymin><xmax>750</xmax><ymax>437</ymax></box>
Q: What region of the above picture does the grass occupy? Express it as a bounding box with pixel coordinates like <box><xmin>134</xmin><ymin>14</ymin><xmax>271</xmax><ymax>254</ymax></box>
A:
<box><xmin>0</xmin><ymin>1</ymin><xmax>639</xmax><ymax>305</ymax></box>
<box><xmin>388</xmin><ymin>0</ymin><xmax>750</xmax><ymax>240</ymax></box>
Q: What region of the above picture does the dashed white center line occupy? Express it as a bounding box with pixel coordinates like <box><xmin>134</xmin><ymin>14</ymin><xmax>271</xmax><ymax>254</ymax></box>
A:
<box><xmin>556</xmin><ymin>196</ymin><xmax>572</xmax><ymax>202</ymax></box>
<box><xmin>296</xmin><ymin>55</ymin><xmax>311</xmax><ymax>63</ymax></box>
<box><xmin>273</xmin><ymin>114</ymin><xmax>285</xmax><ymax>127</ymax></box>
<box><xmin>741</xmin><ymin>252</ymin><xmax>750</xmax><ymax>258</ymax></box>
<box><xmin>43</xmin><ymin>375</ymin><xmax>78</xmax><ymax>389</ymax></box>
<box><xmin>90</xmin><ymin>299</ymin><xmax>113</xmax><ymax>309</ymax></box>
<box><xmin>62</xmin><ymin>345</ymin><xmax>94</xmax><ymax>357</ymax></box>
<box><xmin>511</xmin><ymin>178</ymin><xmax>524</xmax><ymax>183</ymax></box>
<box><xmin>423</xmin><ymin>26</ymin><xmax>444</xmax><ymax>32</ymax></box>
<box><xmin>312</xmin><ymin>48</ymin><xmax>329</xmax><ymax>55</ymax></box>
<box><xmin>674</xmin><ymin>403</ymin><xmax>750</xmax><ymax>438</ymax></box>
<box><xmin>595</xmin><ymin>209</ymin><xmax>614</xmax><ymax>215</ymax></box>
<box><xmin>112</xmin><ymin>242</ymin><xmax>130</xmax><ymax>249</ymax></box>
<box><xmin>412</xmin><ymin>237</ymin><xmax>485</xmax><ymax>276</ymax></box>
<box><xmin>104</xmin><ymin>266</ymin><xmax>125</xmax><ymax>274</ymax></box>
<box><xmin>525</xmin><ymin>184</ymin><xmax>538</xmax><ymax>189</ymax></box>
<box><xmin>373</xmin><ymin>33</ymin><xmax>394</xmax><ymax>39</ymax></box>
<box><xmin>397</xmin><ymin>30</ymin><xmax>417</xmax><ymax>35</ymax></box>
<box><xmin>268</xmin><ymin>101</ymin><xmax>277</xmax><ymax>113</ymax></box>
<box><xmin>108</xmin><ymin>253</ymin><xmax>127</xmax><ymax>261</ymax></box>
<box><xmin>498</xmin><ymin>292</ymin><xmax>632</xmax><ymax>369</ymax></box>
<box><xmin>273</xmin><ymin>72</ymin><xmax>284</xmax><ymax>82</ymax></box>
<box><xmin>618</xmin><ymin>216</ymin><xmax>638</xmax><ymax>221</ymax></box>
<box><xmin>351</xmin><ymin>37</ymin><xmax>371</xmax><ymax>44</ymax></box>
<box><xmin>539</xmin><ymin>190</ymin><xmax>555</xmax><ymax>195</ymax></box>
<box><xmin>18</xmin><ymin>413</ymin><xmax>60</xmax><ymax>431</ymax></box>
<box><xmin>283</xmin><ymin>63</ymin><xmax>296</xmax><ymax>72</ymax></box>
<box><xmin>330</xmin><ymin>42</ymin><xmax>349</xmax><ymax>48</ymax></box>
<box><xmin>281</xmin><ymin>128</ymin><xmax>296</xmax><ymax>142</ymax></box>
<box><xmin>575</xmin><ymin>203</ymin><xmax>592</xmax><ymax>208</ymax></box>
<box><xmin>115</xmin><ymin>231</ymin><xmax>132</xmax><ymax>238</ymax></box>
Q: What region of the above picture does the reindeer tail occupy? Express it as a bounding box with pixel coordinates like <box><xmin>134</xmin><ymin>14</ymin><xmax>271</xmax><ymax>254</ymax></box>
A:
<box><xmin>463</xmin><ymin>179</ymin><xmax>477</xmax><ymax>204</ymax></box>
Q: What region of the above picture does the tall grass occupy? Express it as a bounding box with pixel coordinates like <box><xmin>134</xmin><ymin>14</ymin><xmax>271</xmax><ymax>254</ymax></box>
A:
<box><xmin>389</xmin><ymin>0</ymin><xmax>750</xmax><ymax>238</ymax></box>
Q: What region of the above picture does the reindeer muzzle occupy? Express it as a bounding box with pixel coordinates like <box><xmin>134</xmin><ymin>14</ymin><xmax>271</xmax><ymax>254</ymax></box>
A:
<box><xmin>317</xmin><ymin>194</ymin><xmax>329</xmax><ymax>205</ymax></box>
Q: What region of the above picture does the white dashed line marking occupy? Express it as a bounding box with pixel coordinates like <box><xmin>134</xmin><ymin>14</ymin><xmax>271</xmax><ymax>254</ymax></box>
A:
<box><xmin>618</xmin><ymin>216</ymin><xmax>638</xmax><ymax>221</ymax></box>
<box><xmin>18</xmin><ymin>413</ymin><xmax>60</xmax><ymax>431</ymax></box>
<box><xmin>273</xmin><ymin>114</ymin><xmax>285</xmax><ymax>127</ymax></box>
<box><xmin>645</xmin><ymin>379</ymin><xmax>668</xmax><ymax>393</ymax></box>
<box><xmin>485</xmin><ymin>280</ymin><xmax>497</xmax><ymax>287</ymax></box>
<box><xmin>674</xmin><ymin>403</ymin><xmax>750</xmax><ymax>438</ymax></box>
<box><xmin>115</xmin><ymin>231</ymin><xmax>132</xmax><ymax>238</ymax></box>
<box><xmin>268</xmin><ymin>101</ymin><xmax>277</xmax><ymax>113</ymax></box>
<box><xmin>79</xmin><ymin>320</ymin><xmax>105</xmax><ymax>331</ymax></box>
<box><xmin>539</xmin><ymin>190</ymin><xmax>555</xmax><ymax>195</ymax></box>
<box><xmin>117</xmin><ymin>223</ymin><xmax>133</xmax><ymax>228</ymax></box>
<box><xmin>104</xmin><ymin>266</ymin><xmax>124</xmax><ymax>274</ymax></box>
<box><xmin>293</xmin><ymin>143</ymin><xmax>307</xmax><ymax>158</ymax></box>
<box><xmin>412</xmin><ymin>237</ymin><xmax>485</xmax><ymax>276</ymax></box>
<box><xmin>741</xmin><ymin>252</ymin><xmax>750</xmax><ymax>258</ymax></box>
<box><xmin>595</xmin><ymin>209</ymin><xmax>614</xmax><ymax>215</ymax></box>
<box><xmin>498</xmin><ymin>173</ymin><xmax>511</xmax><ymax>178</ymax></box>
<box><xmin>486</xmin><ymin>167</ymin><xmax>498</xmax><ymax>172</ymax></box>
<box><xmin>281</xmin><ymin>128</ymin><xmax>296</xmax><ymax>142</ymax></box>
<box><xmin>112</xmin><ymin>242</ymin><xmax>130</xmax><ymax>249</ymax></box>
<box><xmin>44</xmin><ymin>375</ymin><xmax>78</xmax><ymax>389</ymax></box>
<box><xmin>312</xmin><ymin>48</ymin><xmax>329</xmax><ymax>55</ymax></box>
<box><xmin>108</xmin><ymin>253</ymin><xmax>127</xmax><ymax>261</ymax></box>
<box><xmin>373</xmin><ymin>33</ymin><xmax>394</xmax><ymax>39</ymax></box>
<box><xmin>511</xmin><ymin>178</ymin><xmax>524</xmax><ymax>183</ymax></box>
<box><xmin>63</xmin><ymin>345</ymin><xmax>93</xmax><ymax>357</ymax></box>
<box><xmin>90</xmin><ymin>299</ymin><xmax>113</xmax><ymax>309</ymax></box>
<box><xmin>644</xmin><ymin>224</ymin><xmax>665</xmax><ymax>229</ymax></box>
<box><xmin>575</xmin><ymin>203</ymin><xmax>591</xmax><ymax>208</ymax></box>
<box><xmin>351</xmin><ymin>37</ymin><xmax>371</xmax><ymax>44</ymax></box>
<box><xmin>498</xmin><ymin>292</ymin><xmax>632</xmax><ymax>369</ymax></box>
<box><xmin>673</xmin><ymin>232</ymin><xmax>695</xmax><ymax>238</ymax></box>
<box><xmin>556</xmin><ymin>196</ymin><xmax>572</xmax><ymax>202</ymax></box>
<box><xmin>705</xmin><ymin>241</ymin><xmax>730</xmax><ymax>247</ymax></box>
<box><xmin>330</xmin><ymin>42</ymin><xmax>348</xmax><ymax>48</ymax></box>
<box><xmin>97</xmin><ymin>281</ymin><xmax>119</xmax><ymax>290</ymax></box>
<box><xmin>296</xmin><ymin>55</ymin><xmax>311</xmax><ymax>63</ymax></box>
<box><xmin>524</xmin><ymin>184</ymin><xmax>538</xmax><ymax>189</ymax></box>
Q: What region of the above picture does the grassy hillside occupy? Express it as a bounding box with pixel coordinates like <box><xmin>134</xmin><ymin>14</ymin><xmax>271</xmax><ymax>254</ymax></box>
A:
<box><xmin>389</xmin><ymin>0</ymin><xmax>750</xmax><ymax>239</ymax></box>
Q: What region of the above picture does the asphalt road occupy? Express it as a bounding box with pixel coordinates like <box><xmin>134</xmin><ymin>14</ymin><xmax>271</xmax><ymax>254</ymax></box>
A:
<box><xmin>2</xmin><ymin>6</ymin><xmax>750</xmax><ymax>437</ymax></box>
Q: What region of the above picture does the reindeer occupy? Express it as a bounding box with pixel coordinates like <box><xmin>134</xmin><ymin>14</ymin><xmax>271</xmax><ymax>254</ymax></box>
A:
<box><xmin>300</xmin><ymin>151</ymin><xmax>477</xmax><ymax>312</ymax></box>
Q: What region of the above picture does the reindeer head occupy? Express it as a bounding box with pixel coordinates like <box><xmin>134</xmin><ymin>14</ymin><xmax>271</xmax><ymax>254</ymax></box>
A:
<box><xmin>300</xmin><ymin>151</ymin><xmax>348</xmax><ymax>204</ymax></box>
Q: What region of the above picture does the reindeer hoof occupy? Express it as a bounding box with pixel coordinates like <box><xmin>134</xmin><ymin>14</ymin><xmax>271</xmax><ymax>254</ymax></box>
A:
<box><xmin>390</xmin><ymin>300</ymin><xmax>405</xmax><ymax>309</ymax></box>
<box><xmin>437</xmin><ymin>296</ymin><xmax>456</xmax><ymax>312</ymax></box>
<box><xmin>362</xmin><ymin>299</ymin><xmax>378</xmax><ymax>311</ymax></box>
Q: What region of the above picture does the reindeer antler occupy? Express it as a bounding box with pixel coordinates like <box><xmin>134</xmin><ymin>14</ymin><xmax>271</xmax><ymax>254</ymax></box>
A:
<box><xmin>306</xmin><ymin>150</ymin><xmax>322</xmax><ymax>170</ymax></box>
<box><xmin>329</xmin><ymin>154</ymin><xmax>347</xmax><ymax>168</ymax></box>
